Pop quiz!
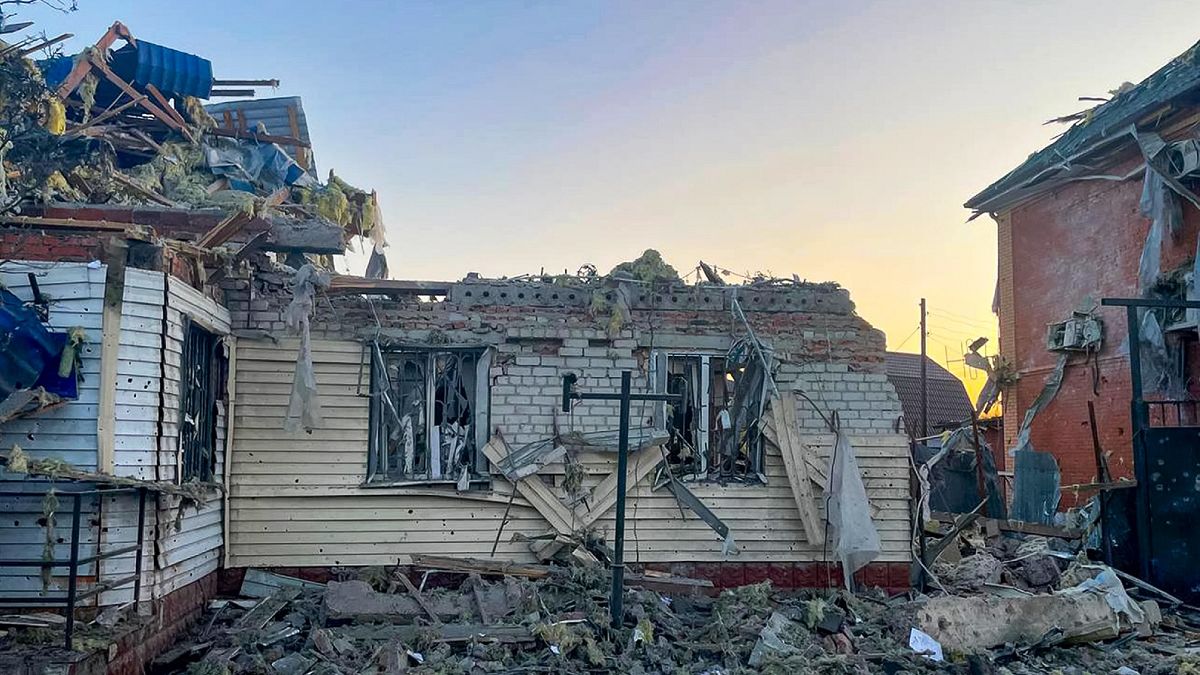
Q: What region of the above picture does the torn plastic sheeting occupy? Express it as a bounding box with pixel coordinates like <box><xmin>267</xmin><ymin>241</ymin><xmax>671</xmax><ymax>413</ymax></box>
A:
<box><xmin>284</xmin><ymin>264</ymin><xmax>330</xmax><ymax>433</ymax></box>
<box><xmin>203</xmin><ymin>139</ymin><xmax>317</xmax><ymax>194</ymax></box>
<box><xmin>1138</xmin><ymin>310</ymin><xmax>1174</xmax><ymax>395</ymax></box>
<box><xmin>1137</xmin><ymin>168</ymin><xmax>1170</xmax><ymax>295</ymax></box>
<box><xmin>1010</xmin><ymin>352</ymin><xmax>1068</xmax><ymax>457</ymax></box>
<box><xmin>1065</xmin><ymin>567</ymin><xmax>1146</xmax><ymax>628</ymax></box>
<box><xmin>827</xmin><ymin>418</ymin><xmax>881</xmax><ymax>588</ymax></box>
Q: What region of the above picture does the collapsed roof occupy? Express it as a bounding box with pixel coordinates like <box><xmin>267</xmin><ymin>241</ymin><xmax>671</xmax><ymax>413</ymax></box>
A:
<box><xmin>966</xmin><ymin>39</ymin><xmax>1200</xmax><ymax>215</ymax></box>
<box><xmin>0</xmin><ymin>21</ymin><xmax>386</xmax><ymax>273</ymax></box>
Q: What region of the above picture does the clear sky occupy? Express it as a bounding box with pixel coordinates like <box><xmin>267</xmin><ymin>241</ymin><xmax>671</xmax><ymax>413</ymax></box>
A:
<box><xmin>23</xmin><ymin>0</ymin><xmax>1200</xmax><ymax>390</ymax></box>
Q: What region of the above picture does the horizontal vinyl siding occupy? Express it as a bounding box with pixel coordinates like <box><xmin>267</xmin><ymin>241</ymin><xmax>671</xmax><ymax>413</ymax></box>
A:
<box><xmin>228</xmin><ymin>338</ymin><xmax>912</xmax><ymax>568</ymax></box>
<box><xmin>0</xmin><ymin>262</ymin><xmax>105</xmax><ymax>470</ymax></box>
<box><xmin>100</xmin><ymin>271</ymin><xmax>230</xmax><ymax>606</ymax></box>
<box><xmin>0</xmin><ymin>263</ymin><xmax>106</xmax><ymax>602</ymax></box>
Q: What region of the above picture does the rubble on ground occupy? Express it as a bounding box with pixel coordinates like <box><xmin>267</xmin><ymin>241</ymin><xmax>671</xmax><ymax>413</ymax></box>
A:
<box><xmin>133</xmin><ymin>549</ymin><xmax>1200</xmax><ymax>675</ymax></box>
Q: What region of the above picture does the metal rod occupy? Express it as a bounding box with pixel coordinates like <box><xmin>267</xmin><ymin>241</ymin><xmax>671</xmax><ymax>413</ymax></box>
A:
<box><xmin>65</xmin><ymin>493</ymin><xmax>82</xmax><ymax>650</ymax></box>
<box><xmin>134</xmin><ymin>488</ymin><xmax>146</xmax><ymax>606</ymax></box>
<box><xmin>1124</xmin><ymin>304</ymin><xmax>1152</xmax><ymax>583</ymax></box>
<box><xmin>969</xmin><ymin>410</ymin><xmax>988</xmax><ymax>517</ymax></box>
<box><xmin>211</xmin><ymin>78</ymin><xmax>280</xmax><ymax>87</ymax></box>
<box><xmin>920</xmin><ymin>298</ymin><xmax>928</xmax><ymax>438</ymax></box>
<box><xmin>1101</xmin><ymin>298</ymin><xmax>1200</xmax><ymax>309</ymax></box>
<box><xmin>611</xmin><ymin>371</ymin><xmax>632</xmax><ymax>628</ymax></box>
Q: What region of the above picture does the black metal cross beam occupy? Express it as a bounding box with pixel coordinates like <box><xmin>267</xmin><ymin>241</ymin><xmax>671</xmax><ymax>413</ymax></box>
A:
<box><xmin>561</xmin><ymin>371</ymin><xmax>681</xmax><ymax>628</ymax></box>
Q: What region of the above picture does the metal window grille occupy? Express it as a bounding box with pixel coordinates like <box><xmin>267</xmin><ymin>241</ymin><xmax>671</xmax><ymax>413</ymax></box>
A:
<box><xmin>178</xmin><ymin>320</ymin><xmax>225</xmax><ymax>482</ymax></box>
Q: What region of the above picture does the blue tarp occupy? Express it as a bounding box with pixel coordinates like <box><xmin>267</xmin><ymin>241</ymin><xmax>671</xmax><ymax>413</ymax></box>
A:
<box><xmin>0</xmin><ymin>288</ymin><xmax>77</xmax><ymax>401</ymax></box>
<box><xmin>40</xmin><ymin>39</ymin><xmax>213</xmax><ymax>100</ymax></box>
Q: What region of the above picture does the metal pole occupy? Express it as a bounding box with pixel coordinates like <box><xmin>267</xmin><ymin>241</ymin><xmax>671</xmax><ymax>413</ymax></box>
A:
<box><xmin>970</xmin><ymin>410</ymin><xmax>988</xmax><ymax>518</ymax></box>
<box><xmin>1125</xmin><ymin>305</ymin><xmax>1152</xmax><ymax>582</ymax></box>
<box><xmin>920</xmin><ymin>298</ymin><xmax>928</xmax><ymax>438</ymax></box>
<box><xmin>134</xmin><ymin>488</ymin><xmax>146</xmax><ymax>605</ymax></box>
<box><xmin>65</xmin><ymin>493</ymin><xmax>82</xmax><ymax>650</ymax></box>
<box><xmin>610</xmin><ymin>370</ymin><xmax>632</xmax><ymax>628</ymax></box>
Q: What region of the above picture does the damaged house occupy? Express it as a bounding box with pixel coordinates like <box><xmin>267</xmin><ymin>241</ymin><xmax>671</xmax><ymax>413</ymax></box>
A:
<box><xmin>0</xmin><ymin>18</ymin><xmax>915</xmax><ymax>672</ymax></box>
<box><xmin>966</xmin><ymin>39</ymin><xmax>1200</xmax><ymax>599</ymax></box>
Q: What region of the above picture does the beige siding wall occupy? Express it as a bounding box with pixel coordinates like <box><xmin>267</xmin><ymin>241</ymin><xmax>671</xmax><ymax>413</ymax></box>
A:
<box><xmin>229</xmin><ymin>338</ymin><xmax>910</xmax><ymax>568</ymax></box>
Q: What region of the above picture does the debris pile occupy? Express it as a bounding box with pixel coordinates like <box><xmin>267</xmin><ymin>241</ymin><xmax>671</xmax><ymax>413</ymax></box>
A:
<box><xmin>143</xmin><ymin>553</ymin><xmax>1200</xmax><ymax>675</ymax></box>
<box><xmin>0</xmin><ymin>20</ymin><xmax>386</xmax><ymax>268</ymax></box>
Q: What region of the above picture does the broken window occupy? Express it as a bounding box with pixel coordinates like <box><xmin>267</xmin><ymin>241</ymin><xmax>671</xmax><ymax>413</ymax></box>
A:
<box><xmin>179</xmin><ymin>321</ymin><xmax>227</xmax><ymax>483</ymax></box>
<box><xmin>653</xmin><ymin>351</ymin><xmax>765</xmax><ymax>483</ymax></box>
<box><xmin>368</xmin><ymin>347</ymin><xmax>491</xmax><ymax>484</ymax></box>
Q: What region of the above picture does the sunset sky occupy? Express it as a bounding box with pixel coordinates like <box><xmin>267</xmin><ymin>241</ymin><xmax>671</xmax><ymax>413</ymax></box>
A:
<box><xmin>29</xmin><ymin>1</ymin><xmax>1200</xmax><ymax>392</ymax></box>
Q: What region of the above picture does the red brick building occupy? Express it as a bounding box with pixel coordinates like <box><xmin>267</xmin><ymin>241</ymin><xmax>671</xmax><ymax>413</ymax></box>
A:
<box><xmin>966</xmin><ymin>41</ymin><xmax>1200</xmax><ymax>499</ymax></box>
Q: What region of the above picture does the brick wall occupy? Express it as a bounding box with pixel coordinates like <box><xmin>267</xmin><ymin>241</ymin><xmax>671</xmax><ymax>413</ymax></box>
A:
<box><xmin>221</xmin><ymin>271</ymin><xmax>903</xmax><ymax>441</ymax></box>
<box><xmin>1001</xmin><ymin>154</ymin><xmax>1200</xmax><ymax>503</ymax></box>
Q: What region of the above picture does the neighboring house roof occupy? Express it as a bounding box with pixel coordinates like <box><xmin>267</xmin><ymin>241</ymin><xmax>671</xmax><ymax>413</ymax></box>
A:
<box><xmin>885</xmin><ymin>351</ymin><xmax>973</xmax><ymax>438</ymax></box>
<box><xmin>965</xmin><ymin>39</ymin><xmax>1200</xmax><ymax>214</ymax></box>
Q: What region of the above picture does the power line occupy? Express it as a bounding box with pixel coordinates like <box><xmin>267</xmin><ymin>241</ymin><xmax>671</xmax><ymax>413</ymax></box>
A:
<box><xmin>928</xmin><ymin>310</ymin><xmax>995</xmax><ymax>332</ymax></box>
<box><xmin>928</xmin><ymin>308</ymin><xmax>995</xmax><ymax>330</ymax></box>
<box><xmin>894</xmin><ymin>325</ymin><xmax>921</xmax><ymax>351</ymax></box>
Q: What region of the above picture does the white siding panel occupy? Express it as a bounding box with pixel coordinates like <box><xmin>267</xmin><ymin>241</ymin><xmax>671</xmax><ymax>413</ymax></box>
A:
<box><xmin>0</xmin><ymin>263</ymin><xmax>107</xmax><ymax>603</ymax></box>
<box><xmin>100</xmin><ymin>271</ymin><xmax>230</xmax><ymax>606</ymax></box>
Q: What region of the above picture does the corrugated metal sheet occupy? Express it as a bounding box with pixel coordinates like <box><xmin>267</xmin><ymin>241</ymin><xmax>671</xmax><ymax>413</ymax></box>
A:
<box><xmin>227</xmin><ymin>338</ymin><xmax>912</xmax><ymax>568</ymax></box>
<box><xmin>205</xmin><ymin>97</ymin><xmax>317</xmax><ymax>173</ymax></box>
<box><xmin>111</xmin><ymin>41</ymin><xmax>213</xmax><ymax>99</ymax></box>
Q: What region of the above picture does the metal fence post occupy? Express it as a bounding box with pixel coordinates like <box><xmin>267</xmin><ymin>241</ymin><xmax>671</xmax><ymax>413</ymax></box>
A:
<box><xmin>134</xmin><ymin>487</ymin><xmax>147</xmax><ymax>605</ymax></box>
<box><xmin>64</xmin><ymin>493</ymin><xmax>82</xmax><ymax>650</ymax></box>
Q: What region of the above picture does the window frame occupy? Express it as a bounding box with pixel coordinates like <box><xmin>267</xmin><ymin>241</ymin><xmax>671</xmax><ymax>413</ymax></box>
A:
<box><xmin>177</xmin><ymin>318</ymin><xmax>226</xmax><ymax>484</ymax></box>
<box><xmin>651</xmin><ymin>350</ymin><xmax>766</xmax><ymax>484</ymax></box>
<box><xmin>365</xmin><ymin>344</ymin><xmax>492</xmax><ymax>486</ymax></box>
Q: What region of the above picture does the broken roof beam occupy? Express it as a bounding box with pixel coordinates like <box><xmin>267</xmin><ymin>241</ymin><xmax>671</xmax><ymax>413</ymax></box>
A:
<box><xmin>325</xmin><ymin>276</ymin><xmax>451</xmax><ymax>297</ymax></box>
<box><xmin>55</xmin><ymin>21</ymin><xmax>134</xmax><ymax>99</ymax></box>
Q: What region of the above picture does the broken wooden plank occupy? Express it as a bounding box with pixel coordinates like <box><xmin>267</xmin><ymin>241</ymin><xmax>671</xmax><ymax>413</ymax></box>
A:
<box><xmin>240</xmin><ymin>568</ymin><xmax>325</xmax><ymax>599</ymax></box>
<box><xmin>408</xmin><ymin>555</ymin><xmax>551</xmax><ymax>580</ymax></box>
<box><xmin>768</xmin><ymin>392</ymin><xmax>824</xmax><ymax>543</ymax></box>
<box><xmin>109</xmin><ymin>172</ymin><xmax>179</xmax><ymax>208</ymax></box>
<box><xmin>0</xmin><ymin>215</ymin><xmax>135</xmax><ymax>232</ymax></box>
<box><xmin>624</xmin><ymin>572</ymin><xmax>713</xmax><ymax>596</ymax></box>
<box><xmin>88</xmin><ymin>55</ymin><xmax>194</xmax><ymax>143</ymax></box>
<box><xmin>481</xmin><ymin>437</ymin><xmax>576</xmax><ymax>537</ymax></box>
<box><xmin>762</xmin><ymin>409</ymin><xmax>828</xmax><ymax>489</ymax></box>
<box><xmin>395</xmin><ymin>572</ymin><xmax>441</xmax><ymax>625</ymax></box>
<box><xmin>535</xmin><ymin>444</ymin><xmax>664</xmax><ymax>560</ymax></box>
<box><xmin>232</xmin><ymin>587</ymin><xmax>301</xmax><ymax>631</ymax></box>
<box><xmin>196</xmin><ymin>187</ymin><xmax>289</xmax><ymax>249</ymax></box>
<box><xmin>55</xmin><ymin>21</ymin><xmax>134</xmax><ymax>100</ymax></box>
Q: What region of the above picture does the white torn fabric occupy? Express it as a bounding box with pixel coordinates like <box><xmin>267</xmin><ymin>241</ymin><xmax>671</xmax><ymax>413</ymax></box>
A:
<box><xmin>1062</xmin><ymin>567</ymin><xmax>1145</xmax><ymax>629</ymax></box>
<box><xmin>827</xmin><ymin>422</ymin><xmax>880</xmax><ymax>588</ymax></box>
<box><xmin>284</xmin><ymin>264</ymin><xmax>330</xmax><ymax>432</ymax></box>
<box><xmin>364</xmin><ymin>190</ymin><xmax>390</xmax><ymax>280</ymax></box>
